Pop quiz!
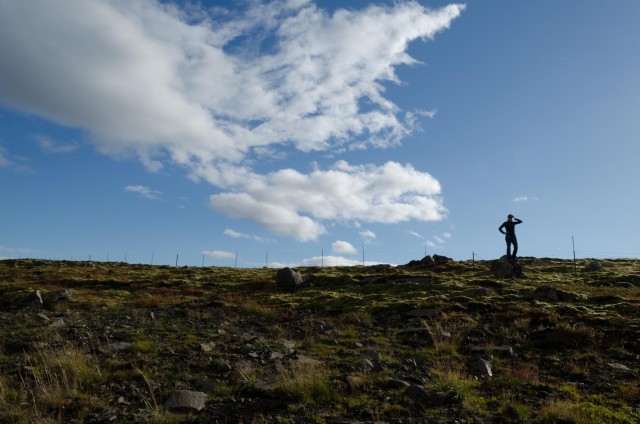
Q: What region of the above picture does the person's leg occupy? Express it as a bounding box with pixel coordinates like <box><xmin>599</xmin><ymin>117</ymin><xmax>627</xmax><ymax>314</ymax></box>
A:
<box><xmin>512</xmin><ymin>237</ymin><xmax>518</xmax><ymax>260</ymax></box>
<box><xmin>505</xmin><ymin>237</ymin><xmax>512</xmax><ymax>260</ymax></box>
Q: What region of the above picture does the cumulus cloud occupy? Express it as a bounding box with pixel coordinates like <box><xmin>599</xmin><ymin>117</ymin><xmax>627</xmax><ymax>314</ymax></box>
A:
<box><xmin>203</xmin><ymin>250</ymin><xmax>235</xmax><ymax>259</ymax></box>
<box><xmin>0</xmin><ymin>0</ymin><xmax>462</xmax><ymax>239</ymax></box>
<box><xmin>332</xmin><ymin>240</ymin><xmax>357</xmax><ymax>255</ymax></box>
<box><xmin>271</xmin><ymin>255</ymin><xmax>386</xmax><ymax>268</ymax></box>
<box><xmin>209</xmin><ymin>160</ymin><xmax>445</xmax><ymax>241</ymax></box>
<box><xmin>125</xmin><ymin>185</ymin><xmax>163</xmax><ymax>200</ymax></box>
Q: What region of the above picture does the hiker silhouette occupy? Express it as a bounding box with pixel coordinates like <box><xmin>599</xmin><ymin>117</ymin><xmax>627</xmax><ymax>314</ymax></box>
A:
<box><xmin>499</xmin><ymin>214</ymin><xmax>522</xmax><ymax>262</ymax></box>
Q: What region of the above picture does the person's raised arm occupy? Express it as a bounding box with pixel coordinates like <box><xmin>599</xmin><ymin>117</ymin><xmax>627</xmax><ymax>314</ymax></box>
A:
<box><xmin>514</xmin><ymin>218</ymin><xmax>523</xmax><ymax>224</ymax></box>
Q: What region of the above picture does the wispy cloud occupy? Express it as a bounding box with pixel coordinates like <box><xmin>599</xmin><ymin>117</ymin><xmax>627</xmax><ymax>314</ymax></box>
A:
<box><xmin>203</xmin><ymin>250</ymin><xmax>235</xmax><ymax>260</ymax></box>
<box><xmin>125</xmin><ymin>185</ymin><xmax>163</xmax><ymax>200</ymax></box>
<box><xmin>332</xmin><ymin>240</ymin><xmax>357</xmax><ymax>255</ymax></box>
<box><xmin>0</xmin><ymin>0</ymin><xmax>463</xmax><ymax>239</ymax></box>
<box><xmin>223</xmin><ymin>228</ymin><xmax>264</xmax><ymax>242</ymax></box>
<box><xmin>407</xmin><ymin>230</ymin><xmax>423</xmax><ymax>239</ymax></box>
<box><xmin>359</xmin><ymin>229</ymin><xmax>376</xmax><ymax>241</ymax></box>
<box><xmin>514</xmin><ymin>196</ymin><xmax>538</xmax><ymax>202</ymax></box>
<box><xmin>34</xmin><ymin>135</ymin><xmax>80</xmax><ymax>154</ymax></box>
<box><xmin>0</xmin><ymin>146</ymin><xmax>33</xmax><ymax>173</ymax></box>
<box><xmin>0</xmin><ymin>244</ymin><xmax>37</xmax><ymax>254</ymax></box>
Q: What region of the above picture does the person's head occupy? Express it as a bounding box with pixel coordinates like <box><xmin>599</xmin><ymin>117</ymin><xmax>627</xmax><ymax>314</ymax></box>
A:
<box><xmin>507</xmin><ymin>214</ymin><xmax>514</xmax><ymax>221</ymax></box>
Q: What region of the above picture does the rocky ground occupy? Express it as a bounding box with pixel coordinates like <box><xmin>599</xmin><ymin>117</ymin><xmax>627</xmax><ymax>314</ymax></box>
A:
<box><xmin>0</xmin><ymin>257</ymin><xmax>639</xmax><ymax>423</ymax></box>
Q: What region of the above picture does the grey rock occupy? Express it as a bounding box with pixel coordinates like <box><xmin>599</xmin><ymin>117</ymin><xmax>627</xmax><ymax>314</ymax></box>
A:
<box><xmin>471</xmin><ymin>358</ymin><xmax>493</xmax><ymax>377</ymax></box>
<box><xmin>275</xmin><ymin>267</ymin><xmax>303</xmax><ymax>292</ymax></box>
<box><xmin>491</xmin><ymin>260</ymin><xmax>524</xmax><ymax>278</ymax></box>
<box><xmin>585</xmin><ymin>260</ymin><xmax>603</xmax><ymax>272</ymax></box>
<box><xmin>386</xmin><ymin>378</ymin><xmax>411</xmax><ymax>390</ymax></box>
<box><xmin>98</xmin><ymin>342</ymin><xmax>135</xmax><ymax>354</ymax></box>
<box><xmin>164</xmin><ymin>390</ymin><xmax>208</xmax><ymax>413</ymax></box>
<box><xmin>405</xmin><ymin>384</ymin><xmax>430</xmax><ymax>402</ymax></box>
<box><xmin>41</xmin><ymin>289</ymin><xmax>74</xmax><ymax>304</ymax></box>
<box><xmin>49</xmin><ymin>318</ymin><xmax>65</xmax><ymax>328</ymax></box>
<box><xmin>529</xmin><ymin>328</ymin><xmax>589</xmax><ymax>349</ymax></box>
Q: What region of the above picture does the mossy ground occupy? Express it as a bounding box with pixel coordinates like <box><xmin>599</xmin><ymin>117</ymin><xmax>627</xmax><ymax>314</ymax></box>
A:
<box><xmin>1</xmin><ymin>258</ymin><xmax>639</xmax><ymax>423</ymax></box>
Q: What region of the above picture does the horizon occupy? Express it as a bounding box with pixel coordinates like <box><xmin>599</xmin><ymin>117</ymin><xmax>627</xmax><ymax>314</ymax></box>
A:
<box><xmin>2</xmin><ymin>1</ymin><xmax>640</xmax><ymax>266</ymax></box>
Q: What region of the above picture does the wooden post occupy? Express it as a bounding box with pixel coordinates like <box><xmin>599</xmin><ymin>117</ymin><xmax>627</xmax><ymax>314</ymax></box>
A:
<box><xmin>572</xmin><ymin>236</ymin><xmax>577</xmax><ymax>275</ymax></box>
<box><xmin>362</xmin><ymin>242</ymin><xmax>365</xmax><ymax>266</ymax></box>
<box><xmin>151</xmin><ymin>251</ymin><xmax>154</xmax><ymax>265</ymax></box>
<box><xmin>321</xmin><ymin>247</ymin><xmax>324</xmax><ymax>267</ymax></box>
<box><xmin>472</xmin><ymin>251</ymin><xmax>475</xmax><ymax>267</ymax></box>
<box><xmin>235</xmin><ymin>250</ymin><xmax>238</xmax><ymax>268</ymax></box>
<box><xmin>175</xmin><ymin>254</ymin><xmax>179</xmax><ymax>267</ymax></box>
<box><xmin>201</xmin><ymin>254</ymin><xmax>204</xmax><ymax>267</ymax></box>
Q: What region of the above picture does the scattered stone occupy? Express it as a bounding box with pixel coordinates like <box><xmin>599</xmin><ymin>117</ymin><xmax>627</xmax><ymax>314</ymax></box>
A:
<box><xmin>37</xmin><ymin>313</ymin><xmax>50</xmax><ymax>322</ymax></box>
<box><xmin>200</xmin><ymin>342</ymin><xmax>216</xmax><ymax>353</ymax></box>
<box><xmin>359</xmin><ymin>358</ymin><xmax>375</xmax><ymax>372</ymax></box>
<box><xmin>41</xmin><ymin>289</ymin><xmax>74</xmax><ymax>304</ymax></box>
<box><xmin>432</xmin><ymin>254</ymin><xmax>453</xmax><ymax>264</ymax></box>
<box><xmin>164</xmin><ymin>390</ymin><xmax>208</xmax><ymax>414</ymax></box>
<box><xmin>98</xmin><ymin>342</ymin><xmax>135</xmax><ymax>354</ymax></box>
<box><xmin>471</xmin><ymin>358</ymin><xmax>493</xmax><ymax>378</ymax></box>
<box><xmin>275</xmin><ymin>267</ymin><xmax>303</xmax><ymax>292</ymax></box>
<box><xmin>49</xmin><ymin>318</ymin><xmax>65</xmax><ymax>328</ymax></box>
<box><xmin>397</xmin><ymin>327</ymin><xmax>436</xmax><ymax>347</ymax></box>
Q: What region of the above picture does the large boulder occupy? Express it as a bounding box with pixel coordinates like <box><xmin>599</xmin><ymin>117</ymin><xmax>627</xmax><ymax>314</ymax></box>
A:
<box><xmin>490</xmin><ymin>260</ymin><xmax>524</xmax><ymax>278</ymax></box>
<box><xmin>275</xmin><ymin>267</ymin><xmax>303</xmax><ymax>292</ymax></box>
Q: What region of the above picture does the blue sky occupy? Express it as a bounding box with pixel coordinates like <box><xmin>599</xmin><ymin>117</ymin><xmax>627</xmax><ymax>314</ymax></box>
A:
<box><xmin>1</xmin><ymin>0</ymin><xmax>639</xmax><ymax>267</ymax></box>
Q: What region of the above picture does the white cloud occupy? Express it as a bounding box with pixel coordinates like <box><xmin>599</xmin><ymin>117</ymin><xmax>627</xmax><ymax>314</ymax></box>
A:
<box><xmin>359</xmin><ymin>230</ymin><xmax>376</xmax><ymax>240</ymax></box>
<box><xmin>34</xmin><ymin>135</ymin><xmax>80</xmax><ymax>154</ymax></box>
<box><xmin>224</xmin><ymin>229</ymin><xmax>246</xmax><ymax>239</ymax></box>
<box><xmin>224</xmin><ymin>228</ymin><xmax>264</xmax><ymax>242</ymax></box>
<box><xmin>0</xmin><ymin>1</ymin><xmax>462</xmax><ymax>238</ymax></box>
<box><xmin>271</xmin><ymin>255</ymin><xmax>388</xmax><ymax>268</ymax></box>
<box><xmin>407</xmin><ymin>230</ymin><xmax>423</xmax><ymax>238</ymax></box>
<box><xmin>332</xmin><ymin>240</ymin><xmax>357</xmax><ymax>255</ymax></box>
<box><xmin>203</xmin><ymin>250</ymin><xmax>235</xmax><ymax>259</ymax></box>
<box><xmin>514</xmin><ymin>196</ymin><xmax>538</xmax><ymax>202</ymax></box>
<box><xmin>209</xmin><ymin>160</ymin><xmax>445</xmax><ymax>241</ymax></box>
<box><xmin>125</xmin><ymin>185</ymin><xmax>163</xmax><ymax>200</ymax></box>
<box><xmin>0</xmin><ymin>244</ymin><xmax>36</xmax><ymax>254</ymax></box>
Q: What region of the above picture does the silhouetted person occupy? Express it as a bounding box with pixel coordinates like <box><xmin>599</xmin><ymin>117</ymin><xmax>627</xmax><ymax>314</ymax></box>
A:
<box><xmin>499</xmin><ymin>214</ymin><xmax>522</xmax><ymax>262</ymax></box>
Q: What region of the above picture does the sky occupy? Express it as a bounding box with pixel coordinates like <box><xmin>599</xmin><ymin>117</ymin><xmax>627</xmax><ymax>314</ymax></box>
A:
<box><xmin>1</xmin><ymin>0</ymin><xmax>639</xmax><ymax>267</ymax></box>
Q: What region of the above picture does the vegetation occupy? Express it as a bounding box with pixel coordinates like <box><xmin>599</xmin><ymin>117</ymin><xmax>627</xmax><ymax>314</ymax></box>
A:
<box><xmin>0</xmin><ymin>257</ymin><xmax>639</xmax><ymax>423</ymax></box>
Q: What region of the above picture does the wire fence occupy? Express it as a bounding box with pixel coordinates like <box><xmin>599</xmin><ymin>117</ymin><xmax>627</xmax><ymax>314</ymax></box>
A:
<box><xmin>3</xmin><ymin>247</ymin><xmax>639</xmax><ymax>268</ymax></box>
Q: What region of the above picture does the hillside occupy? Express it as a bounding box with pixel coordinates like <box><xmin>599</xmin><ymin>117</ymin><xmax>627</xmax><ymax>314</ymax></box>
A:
<box><xmin>1</xmin><ymin>257</ymin><xmax>639</xmax><ymax>423</ymax></box>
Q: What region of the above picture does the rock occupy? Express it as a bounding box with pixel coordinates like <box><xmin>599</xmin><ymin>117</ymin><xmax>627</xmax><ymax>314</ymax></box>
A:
<box><xmin>584</xmin><ymin>260</ymin><xmax>603</xmax><ymax>272</ymax></box>
<box><xmin>41</xmin><ymin>289</ymin><xmax>74</xmax><ymax>304</ymax></box>
<box><xmin>490</xmin><ymin>260</ymin><xmax>524</xmax><ymax>278</ymax></box>
<box><xmin>200</xmin><ymin>342</ymin><xmax>215</xmax><ymax>353</ymax></box>
<box><xmin>469</xmin><ymin>345</ymin><xmax>514</xmax><ymax>357</ymax></box>
<box><xmin>164</xmin><ymin>390</ymin><xmax>208</xmax><ymax>413</ymax></box>
<box><xmin>534</xmin><ymin>285</ymin><xmax>559</xmax><ymax>300</ymax></box>
<box><xmin>275</xmin><ymin>267</ymin><xmax>303</xmax><ymax>292</ymax></box>
<box><xmin>534</xmin><ymin>286</ymin><xmax>585</xmax><ymax>302</ymax></box>
<box><xmin>405</xmin><ymin>384</ymin><xmax>431</xmax><ymax>403</ymax></box>
<box><xmin>49</xmin><ymin>318</ymin><xmax>65</xmax><ymax>328</ymax></box>
<box><xmin>98</xmin><ymin>342</ymin><xmax>135</xmax><ymax>354</ymax></box>
<box><xmin>607</xmin><ymin>362</ymin><xmax>636</xmax><ymax>376</ymax></box>
<box><xmin>19</xmin><ymin>290</ymin><xmax>44</xmax><ymax>309</ymax></box>
<box><xmin>397</xmin><ymin>327</ymin><xmax>436</xmax><ymax>347</ymax></box>
<box><xmin>471</xmin><ymin>358</ymin><xmax>493</xmax><ymax>378</ymax></box>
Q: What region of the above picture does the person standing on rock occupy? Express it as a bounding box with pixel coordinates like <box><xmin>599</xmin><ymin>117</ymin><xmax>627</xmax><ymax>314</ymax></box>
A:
<box><xmin>499</xmin><ymin>214</ymin><xmax>523</xmax><ymax>262</ymax></box>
